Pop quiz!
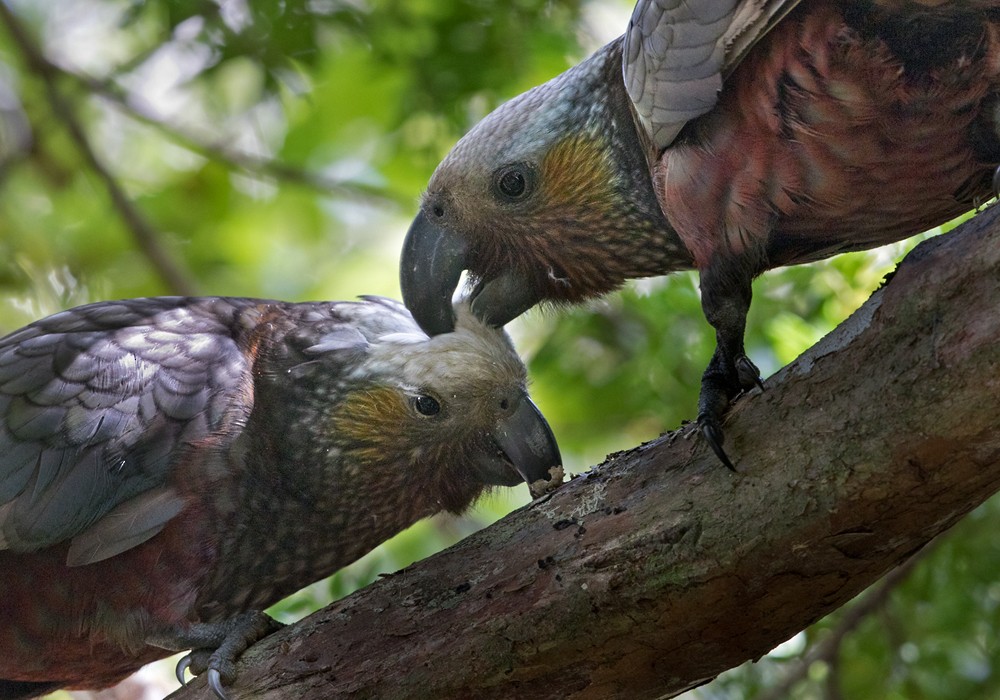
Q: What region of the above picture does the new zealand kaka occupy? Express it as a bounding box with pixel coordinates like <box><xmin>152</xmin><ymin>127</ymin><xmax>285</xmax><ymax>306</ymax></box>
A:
<box><xmin>0</xmin><ymin>295</ymin><xmax>561</xmax><ymax>700</ymax></box>
<box><xmin>399</xmin><ymin>0</ymin><xmax>1000</xmax><ymax>467</ymax></box>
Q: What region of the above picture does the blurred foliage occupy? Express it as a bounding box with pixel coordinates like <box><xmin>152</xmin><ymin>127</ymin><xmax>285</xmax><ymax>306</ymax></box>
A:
<box><xmin>0</xmin><ymin>1</ymin><xmax>996</xmax><ymax>698</ymax></box>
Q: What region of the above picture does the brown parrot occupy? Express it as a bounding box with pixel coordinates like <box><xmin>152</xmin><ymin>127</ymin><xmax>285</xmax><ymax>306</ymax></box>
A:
<box><xmin>0</xmin><ymin>295</ymin><xmax>560</xmax><ymax>700</ymax></box>
<box><xmin>399</xmin><ymin>0</ymin><xmax>1000</xmax><ymax>467</ymax></box>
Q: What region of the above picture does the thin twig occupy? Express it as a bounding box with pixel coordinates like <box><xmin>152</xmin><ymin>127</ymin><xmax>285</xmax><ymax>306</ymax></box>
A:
<box><xmin>753</xmin><ymin>547</ymin><xmax>931</xmax><ymax>700</ymax></box>
<box><xmin>0</xmin><ymin>3</ymin><xmax>197</xmax><ymax>296</ymax></box>
<box><xmin>64</xmin><ymin>62</ymin><xmax>401</xmax><ymax>207</ymax></box>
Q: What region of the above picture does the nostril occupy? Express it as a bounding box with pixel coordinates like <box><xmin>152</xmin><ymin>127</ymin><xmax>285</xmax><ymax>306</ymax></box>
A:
<box><xmin>432</xmin><ymin>204</ymin><xmax>445</xmax><ymax>218</ymax></box>
<box><xmin>499</xmin><ymin>398</ymin><xmax>510</xmax><ymax>411</ymax></box>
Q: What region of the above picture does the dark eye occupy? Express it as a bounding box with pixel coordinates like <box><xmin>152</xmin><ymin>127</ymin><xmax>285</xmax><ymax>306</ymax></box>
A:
<box><xmin>413</xmin><ymin>395</ymin><xmax>441</xmax><ymax>416</ymax></box>
<box><xmin>494</xmin><ymin>164</ymin><xmax>533</xmax><ymax>202</ymax></box>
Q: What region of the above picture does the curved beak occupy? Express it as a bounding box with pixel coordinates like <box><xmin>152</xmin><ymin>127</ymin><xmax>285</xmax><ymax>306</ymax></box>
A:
<box><xmin>469</xmin><ymin>270</ymin><xmax>543</xmax><ymax>330</ymax></box>
<box><xmin>401</xmin><ymin>210</ymin><xmax>544</xmax><ymax>334</ymax></box>
<box><xmin>485</xmin><ymin>391</ymin><xmax>562</xmax><ymax>490</ymax></box>
<box><xmin>400</xmin><ymin>210</ymin><xmax>467</xmax><ymax>336</ymax></box>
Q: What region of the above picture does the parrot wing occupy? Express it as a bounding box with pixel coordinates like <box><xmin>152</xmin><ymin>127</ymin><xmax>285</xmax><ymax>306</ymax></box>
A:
<box><xmin>623</xmin><ymin>0</ymin><xmax>803</xmax><ymax>150</ymax></box>
<box><xmin>0</xmin><ymin>297</ymin><xmax>256</xmax><ymax>562</ymax></box>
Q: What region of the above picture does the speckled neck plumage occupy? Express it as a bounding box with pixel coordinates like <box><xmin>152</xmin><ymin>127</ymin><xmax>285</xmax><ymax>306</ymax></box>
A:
<box><xmin>589</xmin><ymin>38</ymin><xmax>695</xmax><ymax>275</ymax></box>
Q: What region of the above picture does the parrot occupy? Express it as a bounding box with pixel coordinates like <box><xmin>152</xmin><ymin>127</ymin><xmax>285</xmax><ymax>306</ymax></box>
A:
<box><xmin>0</xmin><ymin>295</ymin><xmax>561</xmax><ymax>700</ymax></box>
<box><xmin>399</xmin><ymin>0</ymin><xmax>1000</xmax><ymax>468</ymax></box>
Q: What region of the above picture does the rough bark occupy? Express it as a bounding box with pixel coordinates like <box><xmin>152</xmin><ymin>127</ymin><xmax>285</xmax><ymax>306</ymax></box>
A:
<box><xmin>170</xmin><ymin>206</ymin><xmax>1000</xmax><ymax>700</ymax></box>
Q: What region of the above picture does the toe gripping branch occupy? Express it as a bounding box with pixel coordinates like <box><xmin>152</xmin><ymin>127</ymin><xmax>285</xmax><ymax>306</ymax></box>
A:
<box><xmin>698</xmin><ymin>352</ymin><xmax>763</xmax><ymax>471</ymax></box>
<box><xmin>150</xmin><ymin>610</ymin><xmax>284</xmax><ymax>700</ymax></box>
<box><xmin>697</xmin><ymin>255</ymin><xmax>765</xmax><ymax>471</ymax></box>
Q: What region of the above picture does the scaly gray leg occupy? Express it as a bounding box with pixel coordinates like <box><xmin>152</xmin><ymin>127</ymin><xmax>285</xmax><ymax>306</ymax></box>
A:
<box><xmin>148</xmin><ymin>610</ymin><xmax>284</xmax><ymax>700</ymax></box>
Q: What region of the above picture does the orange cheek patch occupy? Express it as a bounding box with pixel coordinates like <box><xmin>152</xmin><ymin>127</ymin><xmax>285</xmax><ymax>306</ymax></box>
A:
<box><xmin>539</xmin><ymin>136</ymin><xmax>618</xmax><ymax>215</ymax></box>
<box><xmin>472</xmin><ymin>133</ymin><xmax>640</xmax><ymax>301</ymax></box>
<box><xmin>509</xmin><ymin>135</ymin><xmax>633</xmax><ymax>297</ymax></box>
<box><xmin>331</xmin><ymin>387</ymin><xmax>413</xmax><ymax>465</ymax></box>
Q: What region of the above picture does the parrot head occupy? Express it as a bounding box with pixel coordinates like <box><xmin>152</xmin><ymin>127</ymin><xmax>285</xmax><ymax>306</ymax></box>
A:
<box><xmin>307</xmin><ymin>297</ymin><xmax>563</xmax><ymax>513</ymax></box>
<box><xmin>400</xmin><ymin>39</ymin><xmax>686</xmax><ymax>337</ymax></box>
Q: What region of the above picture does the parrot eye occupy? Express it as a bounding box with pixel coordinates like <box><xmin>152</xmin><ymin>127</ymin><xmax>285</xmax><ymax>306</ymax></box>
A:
<box><xmin>493</xmin><ymin>163</ymin><xmax>533</xmax><ymax>202</ymax></box>
<box><xmin>413</xmin><ymin>394</ymin><xmax>441</xmax><ymax>416</ymax></box>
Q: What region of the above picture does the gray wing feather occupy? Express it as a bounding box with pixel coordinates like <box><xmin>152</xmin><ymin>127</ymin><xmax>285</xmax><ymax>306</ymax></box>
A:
<box><xmin>66</xmin><ymin>486</ymin><xmax>186</xmax><ymax>566</ymax></box>
<box><xmin>623</xmin><ymin>0</ymin><xmax>803</xmax><ymax>149</ymax></box>
<box><xmin>0</xmin><ymin>297</ymin><xmax>257</xmax><ymax>556</ymax></box>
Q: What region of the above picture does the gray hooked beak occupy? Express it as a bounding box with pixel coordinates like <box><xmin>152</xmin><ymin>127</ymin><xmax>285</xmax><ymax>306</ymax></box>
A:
<box><xmin>485</xmin><ymin>391</ymin><xmax>562</xmax><ymax>489</ymax></box>
<box><xmin>400</xmin><ymin>210</ymin><xmax>466</xmax><ymax>336</ymax></box>
<box><xmin>400</xmin><ymin>210</ymin><xmax>542</xmax><ymax>335</ymax></box>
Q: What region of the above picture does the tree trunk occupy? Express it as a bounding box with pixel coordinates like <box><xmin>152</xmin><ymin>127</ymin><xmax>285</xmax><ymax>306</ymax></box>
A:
<box><xmin>169</xmin><ymin>207</ymin><xmax>1000</xmax><ymax>700</ymax></box>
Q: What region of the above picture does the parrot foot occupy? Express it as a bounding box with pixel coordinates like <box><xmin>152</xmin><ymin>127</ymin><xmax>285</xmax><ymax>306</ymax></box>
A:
<box><xmin>696</xmin><ymin>353</ymin><xmax>763</xmax><ymax>472</ymax></box>
<box><xmin>157</xmin><ymin>611</ymin><xmax>285</xmax><ymax>700</ymax></box>
<box><xmin>697</xmin><ymin>255</ymin><xmax>765</xmax><ymax>471</ymax></box>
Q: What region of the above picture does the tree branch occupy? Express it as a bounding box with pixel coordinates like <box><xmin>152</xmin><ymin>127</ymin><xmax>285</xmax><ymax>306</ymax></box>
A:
<box><xmin>0</xmin><ymin>4</ymin><xmax>197</xmax><ymax>296</ymax></box>
<box><xmin>64</xmin><ymin>71</ymin><xmax>400</xmax><ymax>208</ymax></box>
<box><xmin>170</xmin><ymin>206</ymin><xmax>1000</xmax><ymax>699</ymax></box>
<box><xmin>754</xmin><ymin>545</ymin><xmax>928</xmax><ymax>700</ymax></box>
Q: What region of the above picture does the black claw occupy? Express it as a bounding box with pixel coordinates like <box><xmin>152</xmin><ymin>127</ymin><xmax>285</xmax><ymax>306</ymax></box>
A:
<box><xmin>175</xmin><ymin>655</ymin><xmax>192</xmax><ymax>686</ymax></box>
<box><xmin>735</xmin><ymin>354</ymin><xmax>763</xmax><ymax>392</ymax></box>
<box><xmin>699</xmin><ymin>417</ymin><xmax>736</xmax><ymax>472</ymax></box>
<box><xmin>209</xmin><ymin>668</ymin><xmax>228</xmax><ymax>700</ymax></box>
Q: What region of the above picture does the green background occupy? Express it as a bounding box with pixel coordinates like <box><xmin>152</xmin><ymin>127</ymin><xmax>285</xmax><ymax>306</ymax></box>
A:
<box><xmin>0</xmin><ymin>0</ymin><xmax>996</xmax><ymax>697</ymax></box>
